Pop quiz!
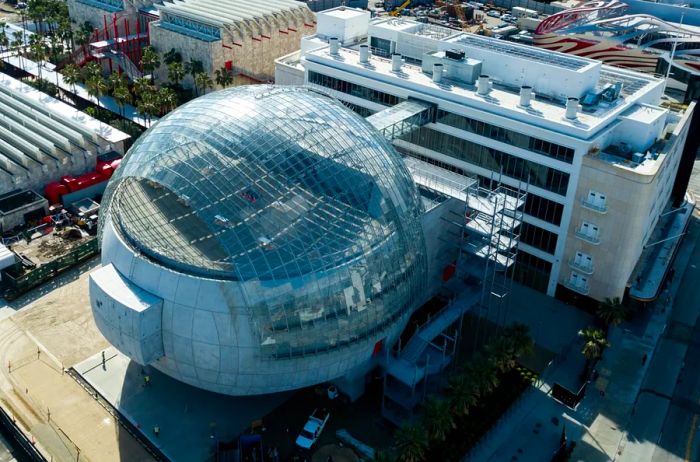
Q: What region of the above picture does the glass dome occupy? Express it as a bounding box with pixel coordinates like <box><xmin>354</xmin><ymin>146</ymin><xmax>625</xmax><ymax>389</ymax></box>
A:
<box><xmin>101</xmin><ymin>85</ymin><xmax>426</xmax><ymax>282</ymax></box>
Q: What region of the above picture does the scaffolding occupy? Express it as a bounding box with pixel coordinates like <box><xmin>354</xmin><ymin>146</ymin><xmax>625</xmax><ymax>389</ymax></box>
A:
<box><xmin>378</xmin><ymin>157</ymin><xmax>526</xmax><ymax>425</ymax></box>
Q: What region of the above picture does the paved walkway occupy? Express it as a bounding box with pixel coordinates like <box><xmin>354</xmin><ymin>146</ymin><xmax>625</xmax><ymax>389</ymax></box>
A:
<box><xmin>466</xmin><ymin>215</ymin><xmax>700</xmax><ymax>462</ymax></box>
<box><xmin>3</xmin><ymin>54</ymin><xmax>156</xmax><ymax>128</ymax></box>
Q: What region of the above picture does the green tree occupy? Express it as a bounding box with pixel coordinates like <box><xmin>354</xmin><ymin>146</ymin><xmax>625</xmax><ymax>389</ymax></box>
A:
<box><xmin>140</xmin><ymin>46</ymin><xmax>160</xmax><ymax>84</ymax></box>
<box><xmin>193</xmin><ymin>71</ymin><xmax>212</xmax><ymax>96</ymax></box>
<box><xmin>157</xmin><ymin>86</ymin><xmax>177</xmax><ymax>114</ymax></box>
<box><xmin>468</xmin><ymin>357</ymin><xmax>500</xmax><ymax>396</ymax></box>
<box><xmin>108</xmin><ymin>71</ymin><xmax>127</xmax><ymax>92</ymax></box>
<box><xmin>394</xmin><ymin>424</ymin><xmax>428</xmax><ymax>462</ymax></box>
<box><xmin>133</xmin><ymin>76</ymin><xmax>152</xmax><ymax>97</ymax></box>
<box><xmin>445</xmin><ymin>373</ymin><xmax>478</xmax><ymax>416</ymax></box>
<box><xmin>421</xmin><ymin>397</ymin><xmax>455</xmax><ymax>442</ymax></box>
<box><xmin>83</xmin><ymin>61</ymin><xmax>102</xmax><ymax>81</ymax></box>
<box><xmin>0</xmin><ymin>23</ymin><xmax>8</xmax><ymax>54</ymax></box>
<box><xmin>596</xmin><ymin>297</ymin><xmax>629</xmax><ymax>327</ymax></box>
<box><xmin>86</xmin><ymin>75</ymin><xmax>107</xmax><ymax>108</ymax></box>
<box><xmin>580</xmin><ymin>327</ymin><xmax>609</xmax><ymax>362</ymax></box>
<box><xmin>167</xmin><ymin>61</ymin><xmax>185</xmax><ymax>87</ymax></box>
<box><xmin>62</xmin><ymin>63</ymin><xmax>80</xmax><ymax>94</ymax></box>
<box><xmin>11</xmin><ymin>31</ymin><xmax>24</xmax><ymax>70</ymax></box>
<box><xmin>185</xmin><ymin>57</ymin><xmax>203</xmax><ymax>80</ymax></box>
<box><xmin>215</xmin><ymin>67</ymin><xmax>233</xmax><ymax>88</ymax></box>
<box><xmin>112</xmin><ymin>84</ymin><xmax>131</xmax><ymax>117</ymax></box>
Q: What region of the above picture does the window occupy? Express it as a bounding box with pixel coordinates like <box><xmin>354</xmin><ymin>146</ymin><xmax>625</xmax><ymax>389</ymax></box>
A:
<box><xmin>573</xmin><ymin>251</ymin><xmax>593</xmax><ymax>272</ymax></box>
<box><xmin>514</xmin><ymin>251</ymin><xmax>552</xmax><ymax>293</ymax></box>
<box><xmin>584</xmin><ymin>190</ymin><xmax>607</xmax><ymax>212</ymax></box>
<box><xmin>436</xmin><ymin>110</ymin><xmax>575</xmax><ymax>164</ymax></box>
<box><xmin>569</xmin><ymin>272</ymin><xmax>588</xmax><ymax>289</ymax></box>
<box><xmin>308</xmin><ymin>71</ymin><xmax>402</xmax><ymax>107</ymax></box>
<box><xmin>524</xmin><ymin>194</ymin><xmax>564</xmax><ymax>225</ymax></box>
<box><xmin>578</xmin><ymin>221</ymin><xmax>600</xmax><ymax>243</ymax></box>
<box><xmin>400</xmin><ymin>126</ymin><xmax>570</xmax><ymax>195</ymax></box>
<box><xmin>519</xmin><ymin>222</ymin><xmax>558</xmax><ymax>254</ymax></box>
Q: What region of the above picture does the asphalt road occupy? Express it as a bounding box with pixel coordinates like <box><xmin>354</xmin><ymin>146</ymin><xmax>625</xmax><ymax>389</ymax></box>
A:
<box><xmin>642</xmin><ymin>156</ymin><xmax>700</xmax><ymax>462</ymax></box>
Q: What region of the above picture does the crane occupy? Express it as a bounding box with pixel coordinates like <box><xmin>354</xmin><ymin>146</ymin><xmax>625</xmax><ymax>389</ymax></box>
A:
<box><xmin>389</xmin><ymin>0</ymin><xmax>411</xmax><ymax>16</ymax></box>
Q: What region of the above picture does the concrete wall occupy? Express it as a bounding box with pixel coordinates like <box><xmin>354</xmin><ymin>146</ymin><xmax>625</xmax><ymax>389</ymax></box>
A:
<box><xmin>274</xmin><ymin>51</ymin><xmax>305</xmax><ymax>85</ymax></box>
<box><xmin>150</xmin><ymin>10</ymin><xmax>315</xmax><ymax>89</ymax></box>
<box><xmin>560</xmin><ymin>107</ymin><xmax>692</xmax><ymax>301</ymax></box>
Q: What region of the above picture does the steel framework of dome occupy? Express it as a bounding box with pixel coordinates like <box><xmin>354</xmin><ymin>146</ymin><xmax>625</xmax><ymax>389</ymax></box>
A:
<box><xmin>92</xmin><ymin>86</ymin><xmax>429</xmax><ymax>393</ymax></box>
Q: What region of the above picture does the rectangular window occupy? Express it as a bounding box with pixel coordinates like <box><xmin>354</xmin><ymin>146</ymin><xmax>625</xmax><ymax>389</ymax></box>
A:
<box><xmin>520</xmin><ymin>222</ymin><xmax>558</xmax><ymax>254</ymax></box>
<box><xmin>400</xmin><ymin>126</ymin><xmax>570</xmax><ymax>195</ymax></box>
<box><xmin>436</xmin><ymin>110</ymin><xmax>575</xmax><ymax>164</ymax></box>
<box><xmin>308</xmin><ymin>71</ymin><xmax>402</xmax><ymax>107</ymax></box>
<box><xmin>513</xmin><ymin>251</ymin><xmax>552</xmax><ymax>293</ymax></box>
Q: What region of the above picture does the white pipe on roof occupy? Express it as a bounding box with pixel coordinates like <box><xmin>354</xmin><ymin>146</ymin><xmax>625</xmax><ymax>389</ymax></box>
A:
<box><xmin>0</xmin><ymin>111</ymin><xmax>72</xmax><ymax>152</ymax></box>
<box><xmin>0</xmin><ymin>139</ymin><xmax>32</xmax><ymax>171</ymax></box>
<box><xmin>0</xmin><ymin>115</ymin><xmax>60</xmax><ymax>156</ymax></box>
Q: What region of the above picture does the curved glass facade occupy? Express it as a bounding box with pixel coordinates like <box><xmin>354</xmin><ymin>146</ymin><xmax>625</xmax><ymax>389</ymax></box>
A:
<box><xmin>101</xmin><ymin>85</ymin><xmax>428</xmax><ymax>358</ymax></box>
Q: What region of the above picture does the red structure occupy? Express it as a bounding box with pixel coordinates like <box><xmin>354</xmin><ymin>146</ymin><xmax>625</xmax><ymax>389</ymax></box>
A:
<box><xmin>44</xmin><ymin>157</ymin><xmax>121</xmax><ymax>205</ymax></box>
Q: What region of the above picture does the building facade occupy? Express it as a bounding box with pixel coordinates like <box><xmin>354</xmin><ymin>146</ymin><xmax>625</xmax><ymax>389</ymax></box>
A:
<box><xmin>277</xmin><ymin>10</ymin><xmax>695</xmax><ymax>302</ymax></box>
<box><xmin>148</xmin><ymin>0</ymin><xmax>316</xmax><ymax>88</ymax></box>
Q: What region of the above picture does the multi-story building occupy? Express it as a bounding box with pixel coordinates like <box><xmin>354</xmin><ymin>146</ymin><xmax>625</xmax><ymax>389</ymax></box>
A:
<box><xmin>276</xmin><ymin>9</ymin><xmax>696</xmax><ymax>302</ymax></box>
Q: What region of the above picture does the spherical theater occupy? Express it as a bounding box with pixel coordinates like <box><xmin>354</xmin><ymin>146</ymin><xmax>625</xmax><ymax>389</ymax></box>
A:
<box><xmin>90</xmin><ymin>85</ymin><xmax>428</xmax><ymax>395</ymax></box>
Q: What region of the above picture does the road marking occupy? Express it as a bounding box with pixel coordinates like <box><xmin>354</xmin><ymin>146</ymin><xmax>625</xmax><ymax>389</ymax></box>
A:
<box><xmin>686</xmin><ymin>413</ymin><xmax>700</xmax><ymax>461</ymax></box>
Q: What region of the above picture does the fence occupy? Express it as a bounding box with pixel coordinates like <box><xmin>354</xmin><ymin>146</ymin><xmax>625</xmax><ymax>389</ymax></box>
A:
<box><xmin>0</xmin><ymin>404</ymin><xmax>48</xmax><ymax>462</ymax></box>
<box><xmin>2</xmin><ymin>238</ymin><xmax>98</xmax><ymax>300</ymax></box>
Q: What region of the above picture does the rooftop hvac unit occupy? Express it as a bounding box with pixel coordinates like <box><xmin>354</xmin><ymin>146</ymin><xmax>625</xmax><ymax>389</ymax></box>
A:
<box><xmin>445</xmin><ymin>49</ymin><xmax>465</xmax><ymax>61</ymax></box>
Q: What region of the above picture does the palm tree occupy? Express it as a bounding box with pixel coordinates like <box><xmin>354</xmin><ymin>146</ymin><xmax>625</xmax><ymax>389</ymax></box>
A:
<box><xmin>11</xmin><ymin>31</ymin><xmax>24</xmax><ymax>70</ymax></box>
<box><xmin>62</xmin><ymin>63</ymin><xmax>80</xmax><ymax>94</ymax></box>
<box><xmin>86</xmin><ymin>75</ymin><xmax>107</xmax><ymax>108</ymax></box>
<box><xmin>167</xmin><ymin>61</ymin><xmax>185</xmax><ymax>88</ymax></box>
<box><xmin>596</xmin><ymin>297</ymin><xmax>629</xmax><ymax>327</ymax></box>
<box><xmin>579</xmin><ymin>326</ymin><xmax>610</xmax><ymax>379</ymax></box>
<box><xmin>185</xmin><ymin>57</ymin><xmax>203</xmax><ymax>85</ymax></box>
<box><xmin>372</xmin><ymin>449</ymin><xmax>396</xmax><ymax>462</ymax></box>
<box><xmin>193</xmin><ymin>71</ymin><xmax>212</xmax><ymax>96</ymax></box>
<box><xmin>140</xmin><ymin>46</ymin><xmax>160</xmax><ymax>84</ymax></box>
<box><xmin>108</xmin><ymin>71</ymin><xmax>126</xmax><ymax>92</ymax></box>
<box><xmin>157</xmin><ymin>86</ymin><xmax>177</xmax><ymax>114</ymax></box>
<box><xmin>133</xmin><ymin>76</ymin><xmax>152</xmax><ymax>97</ymax></box>
<box><xmin>112</xmin><ymin>84</ymin><xmax>131</xmax><ymax>117</ymax></box>
<box><xmin>393</xmin><ymin>424</ymin><xmax>428</xmax><ymax>462</ymax></box>
<box><xmin>83</xmin><ymin>61</ymin><xmax>102</xmax><ymax>81</ymax></box>
<box><xmin>29</xmin><ymin>37</ymin><xmax>47</xmax><ymax>80</ymax></box>
<box><xmin>469</xmin><ymin>357</ymin><xmax>500</xmax><ymax>396</ymax></box>
<box><xmin>580</xmin><ymin>327</ymin><xmax>609</xmax><ymax>362</ymax></box>
<box><xmin>421</xmin><ymin>397</ymin><xmax>455</xmax><ymax>442</ymax></box>
<box><xmin>445</xmin><ymin>373</ymin><xmax>479</xmax><ymax>416</ymax></box>
<box><xmin>0</xmin><ymin>23</ymin><xmax>8</xmax><ymax>54</ymax></box>
<box><xmin>162</xmin><ymin>48</ymin><xmax>182</xmax><ymax>65</ymax></box>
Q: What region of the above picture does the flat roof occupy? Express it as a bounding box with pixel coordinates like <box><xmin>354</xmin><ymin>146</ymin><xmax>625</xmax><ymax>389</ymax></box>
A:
<box><xmin>304</xmin><ymin>45</ymin><xmax>663</xmax><ymax>139</ymax></box>
<box><xmin>320</xmin><ymin>7</ymin><xmax>367</xmax><ymax>20</ymax></box>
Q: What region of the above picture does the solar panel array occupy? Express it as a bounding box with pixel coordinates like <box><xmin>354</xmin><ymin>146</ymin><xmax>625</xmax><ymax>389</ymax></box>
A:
<box><xmin>452</xmin><ymin>34</ymin><xmax>592</xmax><ymax>71</ymax></box>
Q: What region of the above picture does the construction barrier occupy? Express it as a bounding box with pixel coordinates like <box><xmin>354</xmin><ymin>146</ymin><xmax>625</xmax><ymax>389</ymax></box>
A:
<box><xmin>2</xmin><ymin>238</ymin><xmax>98</xmax><ymax>300</ymax></box>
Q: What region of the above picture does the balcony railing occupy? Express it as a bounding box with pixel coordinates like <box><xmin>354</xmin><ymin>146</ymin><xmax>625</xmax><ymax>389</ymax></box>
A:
<box><xmin>564</xmin><ymin>280</ymin><xmax>590</xmax><ymax>295</ymax></box>
<box><xmin>575</xmin><ymin>230</ymin><xmax>600</xmax><ymax>244</ymax></box>
<box><xmin>569</xmin><ymin>258</ymin><xmax>594</xmax><ymax>275</ymax></box>
<box><xmin>582</xmin><ymin>199</ymin><xmax>608</xmax><ymax>214</ymax></box>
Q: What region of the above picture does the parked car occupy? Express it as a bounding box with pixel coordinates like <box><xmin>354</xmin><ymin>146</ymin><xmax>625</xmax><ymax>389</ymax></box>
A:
<box><xmin>295</xmin><ymin>408</ymin><xmax>330</xmax><ymax>450</ymax></box>
<box><xmin>486</xmin><ymin>9</ymin><xmax>501</xmax><ymax>18</ymax></box>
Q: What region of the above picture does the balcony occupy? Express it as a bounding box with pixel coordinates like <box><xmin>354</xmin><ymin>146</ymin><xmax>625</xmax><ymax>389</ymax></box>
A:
<box><xmin>581</xmin><ymin>199</ymin><xmax>607</xmax><ymax>214</ymax></box>
<box><xmin>564</xmin><ymin>280</ymin><xmax>590</xmax><ymax>295</ymax></box>
<box><xmin>575</xmin><ymin>230</ymin><xmax>600</xmax><ymax>245</ymax></box>
<box><xmin>569</xmin><ymin>258</ymin><xmax>594</xmax><ymax>275</ymax></box>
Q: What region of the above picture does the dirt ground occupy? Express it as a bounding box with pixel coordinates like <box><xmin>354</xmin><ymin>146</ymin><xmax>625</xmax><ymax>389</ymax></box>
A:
<box><xmin>0</xmin><ymin>260</ymin><xmax>155</xmax><ymax>462</ymax></box>
<box><xmin>9</xmin><ymin>228</ymin><xmax>91</xmax><ymax>268</ymax></box>
<box><xmin>0</xmin><ymin>3</ymin><xmax>22</xmax><ymax>24</ymax></box>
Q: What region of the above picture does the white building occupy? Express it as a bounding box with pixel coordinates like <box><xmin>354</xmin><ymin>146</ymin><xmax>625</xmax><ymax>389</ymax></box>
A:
<box><xmin>0</xmin><ymin>73</ymin><xmax>129</xmax><ymax>196</ymax></box>
<box><xmin>276</xmin><ymin>10</ymin><xmax>696</xmax><ymax>302</ymax></box>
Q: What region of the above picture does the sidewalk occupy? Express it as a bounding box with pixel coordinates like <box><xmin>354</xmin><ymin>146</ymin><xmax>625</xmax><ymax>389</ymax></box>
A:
<box><xmin>573</xmin><ymin>217</ymin><xmax>699</xmax><ymax>461</ymax></box>
<box><xmin>466</xmin><ymin>217</ymin><xmax>700</xmax><ymax>462</ymax></box>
